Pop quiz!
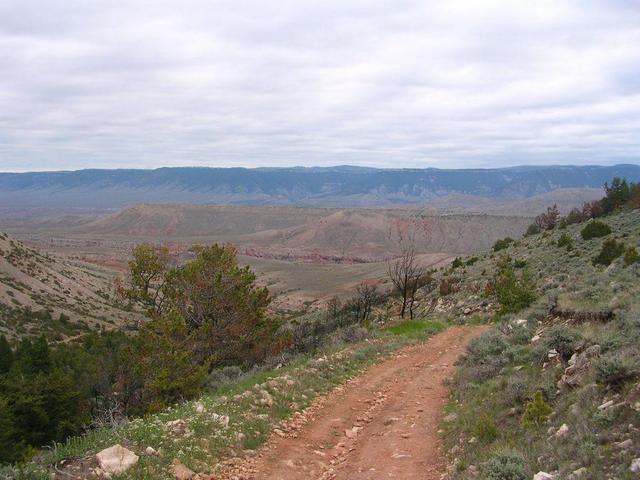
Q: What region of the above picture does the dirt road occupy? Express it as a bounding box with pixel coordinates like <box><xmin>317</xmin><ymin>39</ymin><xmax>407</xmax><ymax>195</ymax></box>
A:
<box><xmin>221</xmin><ymin>325</ymin><xmax>486</xmax><ymax>480</ymax></box>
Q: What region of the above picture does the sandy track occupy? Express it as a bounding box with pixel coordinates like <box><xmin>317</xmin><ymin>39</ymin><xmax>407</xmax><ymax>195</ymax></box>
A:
<box><xmin>221</xmin><ymin>325</ymin><xmax>486</xmax><ymax>480</ymax></box>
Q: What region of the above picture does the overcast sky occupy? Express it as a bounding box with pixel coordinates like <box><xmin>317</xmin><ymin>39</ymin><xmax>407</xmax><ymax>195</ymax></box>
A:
<box><xmin>1</xmin><ymin>0</ymin><xmax>639</xmax><ymax>172</ymax></box>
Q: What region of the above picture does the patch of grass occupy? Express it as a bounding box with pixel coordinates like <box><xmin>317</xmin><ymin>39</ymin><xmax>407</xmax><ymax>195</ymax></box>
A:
<box><xmin>385</xmin><ymin>319</ymin><xmax>445</xmax><ymax>339</ymax></box>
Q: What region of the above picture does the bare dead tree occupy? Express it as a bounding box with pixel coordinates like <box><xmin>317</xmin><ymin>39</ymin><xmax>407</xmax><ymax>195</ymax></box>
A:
<box><xmin>354</xmin><ymin>282</ymin><xmax>380</xmax><ymax>323</ymax></box>
<box><xmin>387</xmin><ymin>247</ymin><xmax>427</xmax><ymax>319</ymax></box>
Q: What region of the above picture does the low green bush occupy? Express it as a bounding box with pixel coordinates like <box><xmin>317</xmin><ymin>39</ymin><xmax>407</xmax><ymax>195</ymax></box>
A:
<box><xmin>557</xmin><ymin>233</ymin><xmax>574</xmax><ymax>250</ymax></box>
<box><xmin>493</xmin><ymin>237</ymin><xmax>515</xmax><ymax>252</ymax></box>
<box><xmin>581</xmin><ymin>221</ymin><xmax>611</xmax><ymax>240</ymax></box>
<box><xmin>480</xmin><ymin>449</ymin><xmax>528</xmax><ymax>480</ymax></box>
<box><xmin>544</xmin><ymin>325</ymin><xmax>580</xmax><ymax>361</ymax></box>
<box><xmin>595</xmin><ymin>352</ymin><xmax>638</xmax><ymax>390</ymax></box>
<box><xmin>593</xmin><ymin>239</ymin><xmax>625</xmax><ymax>266</ymax></box>
<box><xmin>525</xmin><ymin>224</ymin><xmax>541</xmax><ymax>236</ymax></box>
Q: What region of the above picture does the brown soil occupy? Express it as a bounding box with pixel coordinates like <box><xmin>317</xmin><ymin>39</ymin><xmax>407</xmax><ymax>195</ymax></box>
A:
<box><xmin>220</xmin><ymin>325</ymin><xmax>486</xmax><ymax>480</ymax></box>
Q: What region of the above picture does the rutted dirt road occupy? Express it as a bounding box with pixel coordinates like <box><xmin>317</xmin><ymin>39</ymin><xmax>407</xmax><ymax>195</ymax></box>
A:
<box><xmin>221</xmin><ymin>325</ymin><xmax>486</xmax><ymax>480</ymax></box>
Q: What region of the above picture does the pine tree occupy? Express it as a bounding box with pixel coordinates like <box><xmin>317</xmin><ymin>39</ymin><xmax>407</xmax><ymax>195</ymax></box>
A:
<box><xmin>0</xmin><ymin>335</ymin><xmax>13</xmax><ymax>375</ymax></box>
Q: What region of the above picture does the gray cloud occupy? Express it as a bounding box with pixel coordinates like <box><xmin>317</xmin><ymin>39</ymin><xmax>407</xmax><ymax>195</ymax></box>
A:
<box><xmin>0</xmin><ymin>0</ymin><xmax>639</xmax><ymax>171</ymax></box>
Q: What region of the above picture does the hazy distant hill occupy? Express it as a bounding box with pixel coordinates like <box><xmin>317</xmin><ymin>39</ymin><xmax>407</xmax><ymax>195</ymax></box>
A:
<box><xmin>1</xmin><ymin>164</ymin><xmax>638</xmax><ymax>209</ymax></box>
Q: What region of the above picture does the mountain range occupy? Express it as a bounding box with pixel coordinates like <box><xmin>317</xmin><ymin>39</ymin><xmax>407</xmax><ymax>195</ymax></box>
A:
<box><xmin>1</xmin><ymin>164</ymin><xmax>639</xmax><ymax>210</ymax></box>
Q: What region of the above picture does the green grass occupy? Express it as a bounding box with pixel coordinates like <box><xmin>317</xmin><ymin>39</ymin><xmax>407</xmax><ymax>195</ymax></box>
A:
<box><xmin>385</xmin><ymin>319</ymin><xmax>445</xmax><ymax>339</ymax></box>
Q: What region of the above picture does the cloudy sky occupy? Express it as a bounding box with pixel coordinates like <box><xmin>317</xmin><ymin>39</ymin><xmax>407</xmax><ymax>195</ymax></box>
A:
<box><xmin>1</xmin><ymin>0</ymin><xmax>639</xmax><ymax>171</ymax></box>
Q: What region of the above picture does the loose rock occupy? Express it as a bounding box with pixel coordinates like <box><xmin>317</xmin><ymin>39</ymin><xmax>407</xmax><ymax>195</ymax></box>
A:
<box><xmin>96</xmin><ymin>444</ymin><xmax>139</xmax><ymax>475</ymax></box>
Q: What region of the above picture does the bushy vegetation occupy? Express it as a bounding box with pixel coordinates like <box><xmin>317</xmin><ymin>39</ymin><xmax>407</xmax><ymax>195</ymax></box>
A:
<box><xmin>493</xmin><ymin>259</ymin><xmax>537</xmax><ymax>314</ymax></box>
<box><xmin>623</xmin><ymin>245</ymin><xmax>639</xmax><ymax>266</ymax></box>
<box><xmin>480</xmin><ymin>449</ymin><xmax>528</xmax><ymax>480</ymax></box>
<box><xmin>493</xmin><ymin>237</ymin><xmax>515</xmax><ymax>252</ymax></box>
<box><xmin>1</xmin><ymin>242</ymin><xmax>393</xmax><ymax>467</ymax></box>
<box><xmin>556</xmin><ymin>232</ymin><xmax>573</xmax><ymax>250</ymax></box>
<box><xmin>592</xmin><ymin>238</ymin><xmax>625</xmax><ymax>266</ymax></box>
<box><xmin>581</xmin><ymin>220</ymin><xmax>612</xmax><ymax>240</ymax></box>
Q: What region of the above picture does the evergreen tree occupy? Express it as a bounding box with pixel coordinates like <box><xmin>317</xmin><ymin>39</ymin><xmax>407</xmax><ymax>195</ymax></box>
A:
<box><xmin>0</xmin><ymin>335</ymin><xmax>12</xmax><ymax>375</ymax></box>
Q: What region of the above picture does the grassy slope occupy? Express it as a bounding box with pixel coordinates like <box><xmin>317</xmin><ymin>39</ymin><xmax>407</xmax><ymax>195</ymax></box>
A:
<box><xmin>7</xmin><ymin>319</ymin><xmax>444</xmax><ymax>479</ymax></box>
<box><xmin>436</xmin><ymin>209</ymin><xmax>640</xmax><ymax>479</ymax></box>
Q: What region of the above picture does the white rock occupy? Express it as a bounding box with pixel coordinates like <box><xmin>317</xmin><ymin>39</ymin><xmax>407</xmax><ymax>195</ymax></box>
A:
<box><xmin>212</xmin><ymin>413</ymin><xmax>230</xmax><ymax>428</ymax></box>
<box><xmin>547</xmin><ymin>349</ymin><xmax>559</xmax><ymax>359</ymax></box>
<box><xmin>194</xmin><ymin>401</ymin><xmax>206</xmax><ymax>414</ymax></box>
<box><xmin>165</xmin><ymin>419</ymin><xmax>189</xmax><ymax>435</ymax></box>
<box><xmin>598</xmin><ymin>400</ymin><xmax>614</xmax><ymax>410</ymax></box>
<box><xmin>171</xmin><ymin>459</ymin><xmax>195</xmax><ymax>480</ymax></box>
<box><xmin>555</xmin><ymin>424</ymin><xmax>570</xmax><ymax>438</ymax></box>
<box><xmin>515</xmin><ymin>319</ymin><xmax>528</xmax><ymax>326</ymax></box>
<box><xmin>96</xmin><ymin>444</ymin><xmax>139</xmax><ymax>475</ymax></box>
<box><xmin>531</xmin><ymin>335</ymin><xmax>542</xmax><ymax>344</ymax></box>
<box><xmin>630</xmin><ymin>458</ymin><xmax>640</xmax><ymax>473</ymax></box>
<box><xmin>144</xmin><ymin>446</ymin><xmax>158</xmax><ymax>456</ymax></box>
<box><xmin>533</xmin><ymin>473</ymin><xmax>556</xmax><ymax>480</ymax></box>
<box><xmin>615</xmin><ymin>438</ymin><xmax>633</xmax><ymax>449</ymax></box>
<box><xmin>569</xmin><ymin>467</ymin><xmax>587</xmax><ymax>479</ymax></box>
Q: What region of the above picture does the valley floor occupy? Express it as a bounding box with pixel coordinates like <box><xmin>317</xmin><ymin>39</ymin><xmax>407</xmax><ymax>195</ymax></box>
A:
<box><xmin>218</xmin><ymin>326</ymin><xmax>486</xmax><ymax>480</ymax></box>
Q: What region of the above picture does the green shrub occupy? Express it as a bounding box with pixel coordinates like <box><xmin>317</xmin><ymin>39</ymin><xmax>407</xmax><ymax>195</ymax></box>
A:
<box><xmin>474</xmin><ymin>413</ymin><xmax>499</xmax><ymax>443</ymax></box>
<box><xmin>624</xmin><ymin>246</ymin><xmax>639</xmax><ymax>266</ymax></box>
<box><xmin>521</xmin><ymin>390</ymin><xmax>553</xmax><ymax>428</ymax></box>
<box><xmin>581</xmin><ymin>221</ymin><xmax>611</xmax><ymax>240</ymax></box>
<box><xmin>494</xmin><ymin>264</ymin><xmax>537</xmax><ymax>314</ymax></box>
<box><xmin>544</xmin><ymin>325</ymin><xmax>580</xmax><ymax>361</ymax></box>
<box><xmin>593</xmin><ymin>239</ymin><xmax>625</xmax><ymax>266</ymax></box>
<box><xmin>493</xmin><ymin>237</ymin><xmax>515</xmax><ymax>252</ymax></box>
<box><xmin>557</xmin><ymin>233</ymin><xmax>574</xmax><ymax>250</ymax></box>
<box><xmin>451</xmin><ymin>257</ymin><xmax>464</xmax><ymax>269</ymax></box>
<box><xmin>525</xmin><ymin>224</ymin><xmax>541</xmax><ymax>236</ymax></box>
<box><xmin>595</xmin><ymin>353</ymin><xmax>638</xmax><ymax>390</ymax></box>
<box><xmin>480</xmin><ymin>449</ymin><xmax>528</xmax><ymax>480</ymax></box>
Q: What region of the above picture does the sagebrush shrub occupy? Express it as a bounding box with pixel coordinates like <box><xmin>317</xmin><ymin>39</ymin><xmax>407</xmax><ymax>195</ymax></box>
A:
<box><xmin>544</xmin><ymin>325</ymin><xmax>580</xmax><ymax>361</ymax></box>
<box><xmin>593</xmin><ymin>239</ymin><xmax>625</xmax><ymax>266</ymax></box>
<box><xmin>480</xmin><ymin>449</ymin><xmax>528</xmax><ymax>480</ymax></box>
<box><xmin>595</xmin><ymin>352</ymin><xmax>637</xmax><ymax>390</ymax></box>
<box><xmin>581</xmin><ymin>221</ymin><xmax>611</xmax><ymax>240</ymax></box>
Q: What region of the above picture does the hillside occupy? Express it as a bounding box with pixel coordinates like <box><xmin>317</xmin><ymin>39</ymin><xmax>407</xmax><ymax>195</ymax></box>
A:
<box><xmin>0</xmin><ymin>232</ymin><xmax>141</xmax><ymax>341</ymax></box>
<box><xmin>60</xmin><ymin>204</ymin><xmax>532</xmax><ymax>257</ymax></box>
<box><xmin>0</xmin><ymin>164</ymin><xmax>637</xmax><ymax>209</ymax></box>
<box><xmin>419</xmin><ymin>208</ymin><xmax>640</xmax><ymax>479</ymax></box>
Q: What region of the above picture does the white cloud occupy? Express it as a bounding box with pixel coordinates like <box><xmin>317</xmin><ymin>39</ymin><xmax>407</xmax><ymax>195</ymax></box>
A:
<box><xmin>0</xmin><ymin>0</ymin><xmax>639</xmax><ymax>171</ymax></box>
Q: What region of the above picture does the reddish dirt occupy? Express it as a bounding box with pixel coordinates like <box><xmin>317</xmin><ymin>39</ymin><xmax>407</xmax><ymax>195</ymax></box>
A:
<box><xmin>220</xmin><ymin>325</ymin><xmax>486</xmax><ymax>480</ymax></box>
